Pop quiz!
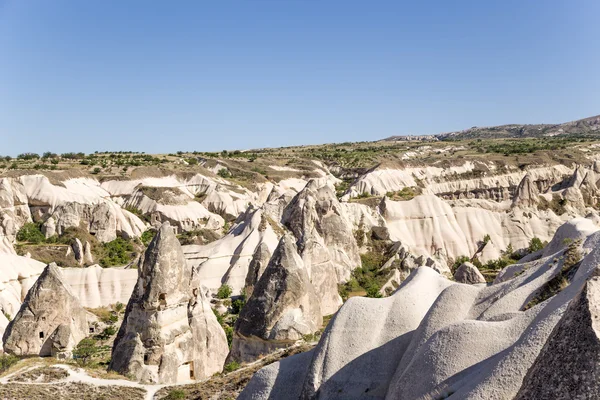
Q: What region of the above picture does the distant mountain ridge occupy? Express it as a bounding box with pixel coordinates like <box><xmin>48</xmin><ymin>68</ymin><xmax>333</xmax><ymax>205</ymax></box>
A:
<box><xmin>382</xmin><ymin>114</ymin><xmax>600</xmax><ymax>141</ymax></box>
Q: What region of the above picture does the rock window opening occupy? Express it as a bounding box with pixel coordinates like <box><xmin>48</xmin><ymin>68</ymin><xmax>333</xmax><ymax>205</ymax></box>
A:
<box><xmin>39</xmin><ymin>331</ymin><xmax>44</xmax><ymax>339</ymax></box>
<box><xmin>159</xmin><ymin>293</ymin><xmax>167</xmax><ymax>307</ymax></box>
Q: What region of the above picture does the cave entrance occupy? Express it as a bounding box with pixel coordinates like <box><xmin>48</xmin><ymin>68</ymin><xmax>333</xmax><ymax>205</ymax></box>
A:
<box><xmin>159</xmin><ymin>293</ymin><xmax>167</xmax><ymax>307</ymax></box>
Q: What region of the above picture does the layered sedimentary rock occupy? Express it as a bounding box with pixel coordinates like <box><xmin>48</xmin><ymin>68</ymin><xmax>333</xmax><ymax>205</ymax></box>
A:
<box><xmin>240</xmin><ymin>218</ymin><xmax>600</xmax><ymax>400</ymax></box>
<box><xmin>229</xmin><ymin>234</ymin><xmax>322</xmax><ymax>363</ymax></box>
<box><xmin>283</xmin><ymin>180</ymin><xmax>360</xmax><ymax>314</ymax></box>
<box><xmin>3</xmin><ymin>263</ymin><xmax>89</xmax><ymax>358</ymax></box>
<box><xmin>109</xmin><ymin>222</ymin><xmax>228</xmax><ymax>383</ymax></box>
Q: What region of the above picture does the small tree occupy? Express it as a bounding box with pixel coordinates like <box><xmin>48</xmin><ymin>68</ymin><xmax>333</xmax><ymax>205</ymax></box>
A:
<box><xmin>216</xmin><ymin>284</ymin><xmax>232</xmax><ymax>299</ymax></box>
<box><xmin>528</xmin><ymin>237</ymin><xmax>544</xmax><ymax>253</ymax></box>
<box><xmin>73</xmin><ymin>338</ymin><xmax>100</xmax><ymax>366</ymax></box>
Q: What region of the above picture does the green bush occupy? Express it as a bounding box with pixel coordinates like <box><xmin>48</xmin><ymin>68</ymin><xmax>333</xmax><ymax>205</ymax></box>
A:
<box><xmin>528</xmin><ymin>237</ymin><xmax>545</xmax><ymax>253</ymax></box>
<box><xmin>164</xmin><ymin>389</ymin><xmax>185</xmax><ymax>400</ymax></box>
<box><xmin>231</xmin><ymin>297</ymin><xmax>246</xmax><ymax>314</ymax></box>
<box><xmin>216</xmin><ymin>284</ymin><xmax>232</xmax><ymax>299</ymax></box>
<box><xmin>224</xmin><ymin>361</ymin><xmax>241</xmax><ymax>373</ymax></box>
<box><xmin>217</xmin><ymin>169</ymin><xmax>232</xmax><ymax>178</ymax></box>
<box><xmin>99</xmin><ymin>238</ymin><xmax>135</xmax><ymax>267</ymax></box>
<box><xmin>73</xmin><ymin>338</ymin><xmax>100</xmax><ymax>366</ymax></box>
<box><xmin>0</xmin><ymin>354</ymin><xmax>19</xmax><ymax>373</ymax></box>
<box><xmin>141</xmin><ymin>230</ymin><xmax>156</xmax><ymax>246</ymax></box>
<box><xmin>16</xmin><ymin>223</ymin><xmax>46</xmax><ymax>244</ymax></box>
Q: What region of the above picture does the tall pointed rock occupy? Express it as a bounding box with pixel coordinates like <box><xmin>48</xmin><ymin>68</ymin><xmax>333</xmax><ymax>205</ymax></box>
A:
<box><xmin>512</xmin><ymin>173</ymin><xmax>539</xmax><ymax>208</ymax></box>
<box><xmin>282</xmin><ymin>180</ymin><xmax>360</xmax><ymax>314</ymax></box>
<box><xmin>244</xmin><ymin>242</ymin><xmax>272</xmax><ymax>297</ymax></box>
<box><xmin>229</xmin><ymin>234</ymin><xmax>322</xmax><ymax>363</ymax></box>
<box><xmin>2</xmin><ymin>262</ymin><xmax>89</xmax><ymax>358</ymax></box>
<box><xmin>109</xmin><ymin>222</ymin><xmax>228</xmax><ymax>383</ymax></box>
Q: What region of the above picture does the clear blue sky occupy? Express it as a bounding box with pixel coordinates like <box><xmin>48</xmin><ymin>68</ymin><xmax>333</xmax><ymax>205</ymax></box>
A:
<box><xmin>1</xmin><ymin>0</ymin><xmax>599</xmax><ymax>156</ymax></box>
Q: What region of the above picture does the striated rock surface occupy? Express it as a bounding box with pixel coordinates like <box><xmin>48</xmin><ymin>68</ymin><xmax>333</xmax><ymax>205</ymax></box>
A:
<box><xmin>453</xmin><ymin>262</ymin><xmax>486</xmax><ymax>284</ymax></box>
<box><xmin>109</xmin><ymin>222</ymin><xmax>228</xmax><ymax>383</ymax></box>
<box><xmin>229</xmin><ymin>234</ymin><xmax>322</xmax><ymax>363</ymax></box>
<box><xmin>515</xmin><ymin>269</ymin><xmax>600</xmax><ymax>399</ymax></box>
<box><xmin>240</xmin><ymin>219</ymin><xmax>600</xmax><ymax>400</ymax></box>
<box><xmin>2</xmin><ymin>263</ymin><xmax>89</xmax><ymax>357</ymax></box>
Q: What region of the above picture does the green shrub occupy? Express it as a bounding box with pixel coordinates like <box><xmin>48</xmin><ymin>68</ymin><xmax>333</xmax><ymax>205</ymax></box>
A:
<box><xmin>16</xmin><ymin>223</ymin><xmax>46</xmax><ymax>244</ymax></box>
<box><xmin>217</xmin><ymin>169</ymin><xmax>232</xmax><ymax>178</ymax></box>
<box><xmin>73</xmin><ymin>338</ymin><xmax>100</xmax><ymax>366</ymax></box>
<box><xmin>231</xmin><ymin>297</ymin><xmax>246</xmax><ymax>314</ymax></box>
<box><xmin>164</xmin><ymin>389</ymin><xmax>185</xmax><ymax>400</ymax></box>
<box><xmin>216</xmin><ymin>284</ymin><xmax>232</xmax><ymax>299</ymax></box>
<box><xmin>224</xmin><ymin>361</ymin><xmax>241</xmax><ymax>373</ymax></box>
<box><xmin>451</xmin><ymin>255</ymin><xmax>470</xmax><ymax>273</ymax></box>
<box><xmin>0</xmin><ymin>354</ymin><xmax>19</xmax><ymax>373</ymax></box>
<box><xmin>99</xmin><ymin>238</ymin><xmax>135</xmax><ymax>267</ymax></box>
<box><xmin>528</xmin><ymin>237</ymin><xmax>545</xmax><ymax>253</ymax></box>
<box><xmin>365</xmin><ymin>283</ymin><xmax>382</xmax><ymax>298</ymax></box>
<box><xmin>141</xmin><ymin>230</ymin><xmax>156</xmax><ymax>246</ymax></box>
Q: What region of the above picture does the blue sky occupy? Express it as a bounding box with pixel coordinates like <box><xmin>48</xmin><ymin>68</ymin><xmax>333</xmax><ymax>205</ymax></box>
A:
<box><xmin>1</xmin><ymin>0</ymin><xmax>599</xmax><ymax>155</ymax></box>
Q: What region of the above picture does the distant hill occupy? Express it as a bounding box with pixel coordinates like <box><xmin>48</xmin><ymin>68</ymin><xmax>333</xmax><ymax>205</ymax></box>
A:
<box><xmin>381</xmin><ymin>114</ymin><xmax>600</xmax><ymax>141</ymax></box>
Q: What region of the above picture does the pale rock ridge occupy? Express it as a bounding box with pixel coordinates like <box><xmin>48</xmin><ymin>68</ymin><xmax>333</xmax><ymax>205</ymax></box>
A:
<box><xmin>2</xmin><ymin>263</ymin><xmax>89</xmax><ymax>358</ymax></box>
<box><xmin>42</xmin><ymin>201</ymin><xmax>146</xmax><ymax>242</ymax></box>
<box><xmin>453</xmin><ymin>262</ymin><xmax>486</xmax><ymax>284</ymax></box>
<box><xmin>60</xmin><ymin>265</ymin><xmax>137</xmax><ymax>308</ymax></box>
<box><xmin>282</xmin><ymin>180</ymin><xmax>360</xmax><ymax>314</ymax></box>
<box><xmin>183</xmin><ymin>206</ymin><xmax>279</xmax><ymax>294</ymax></box>
<box><xmin>124</xmin><ymin>186</ymin><xmax>224</xmax><ymax>233</ymax></box>
<box><xmin>240</xmin><ymin>219</ymin><xmax>600</xmax><ymax>400</ymax></box>
<box><xmin>109</xmin><ymin>222</ymin><xmax>227</xmax><ymax>383</ymax></box>
<box><xmin>229</xmin><ymin>234</ymin><xmax>322</xmax><ymax>363</ymax></box>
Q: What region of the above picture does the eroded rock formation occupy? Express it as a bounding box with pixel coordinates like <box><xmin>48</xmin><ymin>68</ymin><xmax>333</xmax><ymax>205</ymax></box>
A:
<box><xmin>283</xmin><ymin>180</ymin><xmax>360</xmax><ymax>314</ymax></box>
<box><xmin>453</xmin><ymin>262</ymin><xmax>486</xmax><ymax>284</ymax></box>
<box><xmin>229</xmin><ymin>234</ymin><xmax>322</xmax><ymax>363</ymax></box>
<box><xmin>109</xmin><ymin>222</ymin><xmax>228</xmax><ymax>383</ymax></box>
<box><xmin>2</xmin><ymin>263</ymin><xmax>89</xmax><ymax>358</ymax></box>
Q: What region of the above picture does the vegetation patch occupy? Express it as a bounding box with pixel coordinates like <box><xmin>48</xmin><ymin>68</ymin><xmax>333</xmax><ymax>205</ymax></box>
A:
<box><xmin>99</xmin><ymin>238</ymin><xmax>135</xmax><ymax>267</ymax></box>
<box><xmin>524</xmin><ymin>240</ymin><xmax>582</xmax><ymax>310</ymax></box>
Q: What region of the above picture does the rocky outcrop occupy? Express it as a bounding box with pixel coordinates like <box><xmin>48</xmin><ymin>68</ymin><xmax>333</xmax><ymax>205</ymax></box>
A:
<box><xmin>83</xmin><ymin>241</ymin><xmax>94</xmax><ymax>264</ymax></box>
<box><xmin>183</xmin><ymin>206</ymin><xmax>279</xmax><ymax>294</ymax></box>
<box><xmin>512</xmin><ymin>173</ymin><xmax>539</xmax><ymax>208</ymax></box>
<box><xmin>229</xmin><ymin>234</ymin><xmax>322</xmax><ymax>363</ymax></box>
<box><xmin>240</xmin><ymin>219</ymin><xmax>600</xmax><ymax>400</ymax></box>
<box><xmin>72</xmin><ymin>238</ymin><xmax>84</xmax><ymax>265</ymax></box>
<box><xmin>42</xmin><ymin>201</ymin><xmax>145</xmax><ymax>242</ymax></box>
<box><xmin>515</xmin><ymin>269</ymin><xmax>600</xmax><ymax>399</ymax></box>
<box><xmin>2</xmin><ymin>263</ymin><xmax>89</xmax><ymax>358</ymax></box>
<box><xmin>453</xmin><ymin>262</ymin><xmax>486</xmax><ymax>284</ymax></box>
<box><xmin>283</xmin><ymin>181</ymin><xmax>360</xmax><ymax>314</ymax></box>
<box><xmin>244</xmin><ymin>242</ymin><xmax>272</xmax><ymax>297</ymax></box>
<box><xmin>109</xmin><ymin>222</ymin><xmax>228</xmax><ymax>384</ymax></box>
